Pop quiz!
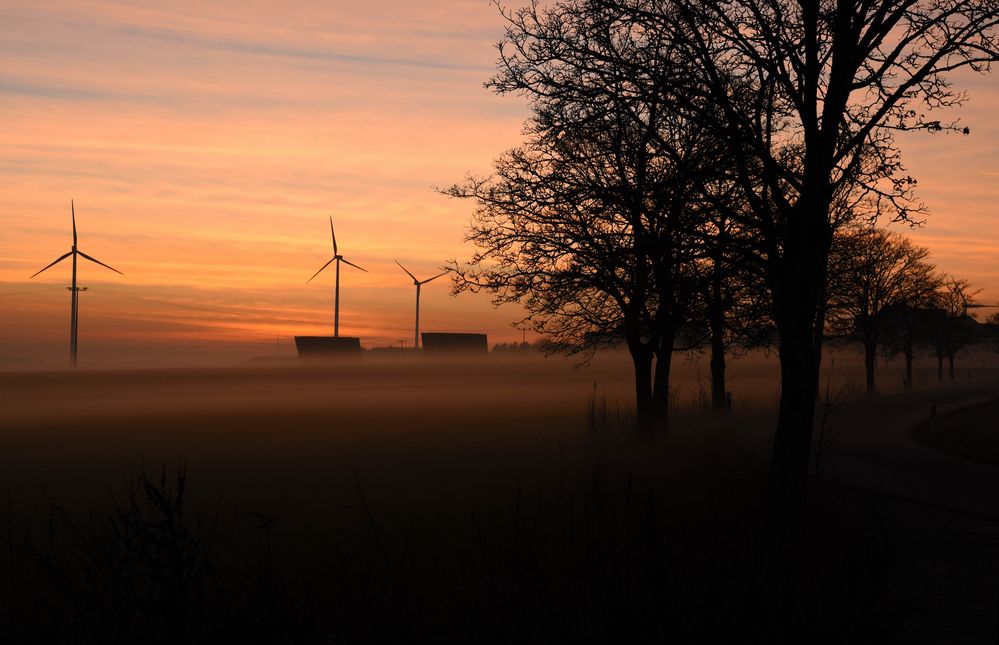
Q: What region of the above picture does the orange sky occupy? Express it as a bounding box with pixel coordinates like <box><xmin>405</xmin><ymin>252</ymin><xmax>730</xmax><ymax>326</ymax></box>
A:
<box><xmin>0</xmin><ymin>0</ymin><xmax>996</xmax><ymax>367</ymax></box>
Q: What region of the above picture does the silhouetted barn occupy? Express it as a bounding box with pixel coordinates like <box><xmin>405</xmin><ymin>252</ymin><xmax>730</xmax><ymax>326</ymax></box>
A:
<box><xmin>295</xmin><ymin>336</ymin><xmax>361</xmax><ymax>359</ymax></box>
<box><xmin>421</xmin><ymin>332</ymin><xmax>488</xmax><ymax>354</ymax></box>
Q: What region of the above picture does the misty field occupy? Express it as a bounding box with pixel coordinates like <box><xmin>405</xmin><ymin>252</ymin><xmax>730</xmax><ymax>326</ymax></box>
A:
<box><xmin>2</xmin><ymin>351</ymin><xmax>999</xmax><ymax>643</ymax></box>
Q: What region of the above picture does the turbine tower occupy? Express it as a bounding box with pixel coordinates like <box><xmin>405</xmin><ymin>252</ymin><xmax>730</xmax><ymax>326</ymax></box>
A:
<box><xmin>30</xmin><ymin>200</ymin><xmax>123</xmax><ymax>368</ymax></box>
<box><xmin>307</xmin><ymin>216</ymin><xmax>366</xmax><ymax>337</ymax></box>
<box><xmin>394</xmin><ymin>260</ymin><xmax>447</xmax><ymax>349</ymax></box>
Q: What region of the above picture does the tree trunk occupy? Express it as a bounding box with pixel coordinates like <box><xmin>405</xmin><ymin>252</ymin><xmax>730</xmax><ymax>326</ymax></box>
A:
<box><xmin>904</xmin><ymin>345</ymin><xmax>913</xmax><ymax>391</ymax></box>
<box><xmin>710</xmin><ymin>334</ymin><xmax>726</xmax><ymax>411</ymax></box>
<box><xmin>708</xmin><ymin>266</ymin><xmax>727</xmax><ymax>410</ymax></box>
<box><xmin>771</xmin><ymin>321</ymin><xmax>822</xmax><ymax>513</ymax></box>
<box><xmin>864</xmin><ymin>339</ymin><xmax>877</xmax><ymax>395</ymax></box>
<box><xmin>937</xmin><ymin>354</ymin><xmax>944</xmax><ymax>382</ymax></box>
<box><xmin>651</xmin><ymin>343</ymin><xmax>673</xmax><ymax>428</ymax></box>
<box><xmin>947</xmin><ymin>354</ymin><xmax>955</xmax><ymax>381</ymax></box>
<box><xmin>767</xmin><ymin>196</ymin><xmax>831</xmax><ymax>515</ymax></box>
<box><xmin>631</xmin><ymin>347</ymin><xmax>654</xmax><ymax>424</ymax></box>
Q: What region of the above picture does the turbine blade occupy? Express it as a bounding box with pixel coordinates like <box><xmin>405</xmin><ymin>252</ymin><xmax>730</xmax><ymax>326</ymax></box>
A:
<box><xmin>340</xmin><ymin>258</ymin><xmax>367</xmax><ymax>272</ymax></box>
<box><xmin>306</xmin><ymin>257</ymin><xmax>335</xmax><ymax>283</ymax></box>
<box><xmin>30</xmin><ymin>251</ymin><xmax>73</xmax><ymax>278</ymax></box>
<box><xmin>71</xmin><ymin>199</ymin><xmax>77</xmax><ymax>247</ymax></box>
<box><xmin>420</xmin><ymin>271</ymin><xmax>449</xmax><ymax>285</ymax></box>
<box><xmin>78</xmin><ymin>250</ymin><xmax>124</xmax><ymax>275</ymax></box>
<box><xmin>329</xmin><ymin>215</ymin><xmax>338</xmax><ymax>256</ymax></box>
<box><xmin>394</xmin><ymin>260</ymin><xmax>417</xmax><ymax>281</ymax></box>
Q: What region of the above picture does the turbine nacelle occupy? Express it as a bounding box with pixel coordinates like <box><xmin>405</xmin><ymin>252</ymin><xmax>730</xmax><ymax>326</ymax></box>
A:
<box><xmin>306</xmin><ymin>216</ymin><xmax>367</xmax><ymax>284</ymax></box>
<box><xmin>30</xmin><ymin>201</ymin><xmax>124</xmax><ymax>279</ymax></box>
<box><xmin>394</xmin><ymin>260</ymin><xmax>447</xmax><ymax>287</ymax></box>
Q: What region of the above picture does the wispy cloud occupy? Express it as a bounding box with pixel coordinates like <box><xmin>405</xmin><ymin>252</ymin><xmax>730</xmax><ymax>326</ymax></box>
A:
<box><xmin>0</xmin><ymin>0</ymin><xmax>995</xmax><ymax>363</ymax></box>
<box><xmin>110</xmin><ymin>22</ymin><xmax>494</xmax><ymax>73</ymax></box>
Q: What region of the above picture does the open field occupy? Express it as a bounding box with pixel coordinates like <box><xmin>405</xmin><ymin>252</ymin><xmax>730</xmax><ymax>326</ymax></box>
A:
<box><xmin>1</xmin><ymin>351</ymin><xmax>999</xmax><ymax>643</ymax></box>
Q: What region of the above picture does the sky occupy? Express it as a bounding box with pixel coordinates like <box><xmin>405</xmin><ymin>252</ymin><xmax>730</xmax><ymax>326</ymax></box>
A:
<box><xmin>0</xmin><ymin>0</ymin><xmax>996</xmax><ymax>367</ymax></box>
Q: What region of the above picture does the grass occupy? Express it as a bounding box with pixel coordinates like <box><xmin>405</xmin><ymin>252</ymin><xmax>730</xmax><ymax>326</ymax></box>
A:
<box><xmin>0</xmin><ymin>422</ymin><xmax>892</xmax><ymax>644</ymax></box>
<box><xmin>5</xmin><ymin>353</ymin><xmax>989</xmax><ymax>643</ymax></box>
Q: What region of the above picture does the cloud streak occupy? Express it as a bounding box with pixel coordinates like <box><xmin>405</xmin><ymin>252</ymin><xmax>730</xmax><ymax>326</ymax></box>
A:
<box><xmin>0</xmin><ymin>0</ymin><xmax>995</xmax><ymax>365</ymax></box>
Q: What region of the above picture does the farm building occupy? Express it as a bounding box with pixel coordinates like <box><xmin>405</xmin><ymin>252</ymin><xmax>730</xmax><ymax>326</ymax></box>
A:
<box><xmin>294</xmin><ymin>336</ymin><xmax>362</xmax><ymax>359</ymax></box>
<box><xmin>421</xmin><ymin>332</ymin><xmax>488</xmax><ymax>354</ymax></box>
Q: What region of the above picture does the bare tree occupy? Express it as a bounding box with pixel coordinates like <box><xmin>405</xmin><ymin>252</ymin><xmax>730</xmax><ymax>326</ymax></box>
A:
<box><xmin>458</xmin><ymin>0</ymin><xmax>996</xmax><ymax>505</ymax></box>
<box><xmin>444</xmin><ymin>1</ymin><xmax>722</xmax><ymax>425</ymax></box>
<box><xmin>686</xmin><ymin>209</ymin><xmax>773</xmax><ymax>410</ymax></box>
<box><xmin>826</xmin><ymin>227</ymin><xmax>938</xmax><ymax>394</ymax></box>
<box><xmin>881</xmin><ymin>297</ymin><xmax>943</xmax><ymax>390</ymax></box>
<box><xmin>624</xmin><ymin>0</ymin><xmax>999</xmax><ymax>508</ymax></box>
<box><xmin>927</xmin><ymin>275</ymin><xmax>981</xmax><ymax>380</ymax></box>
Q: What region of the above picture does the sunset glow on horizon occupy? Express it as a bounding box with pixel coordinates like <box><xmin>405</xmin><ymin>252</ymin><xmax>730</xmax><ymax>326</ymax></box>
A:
<box><xmin>1</xmin><ymin>0</ymin><xmax>996</xmax><ymax>366</ymax></box>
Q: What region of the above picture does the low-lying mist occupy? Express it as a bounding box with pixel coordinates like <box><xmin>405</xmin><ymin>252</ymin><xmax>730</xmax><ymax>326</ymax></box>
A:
<box><xmin>3</xmin><ymin>348</ymin><xmax>999</xmax><ymax>642</ymax></box>
<box><xmin>1</xmin><ymin>346</ymin><xmax>992</xmax><ymax>521</ymax></box>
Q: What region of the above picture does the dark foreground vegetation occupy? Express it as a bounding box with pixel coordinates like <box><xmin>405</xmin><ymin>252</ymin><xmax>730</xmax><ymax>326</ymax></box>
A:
<box><xmin>1</xmin><ymin>431</ymin><xmax>889</xmax><ymax>644</ymax></box>
<box><xmin>3</xmin><ymin>361</ymin><xmax>999</xmax><ymax>642</ymax></box>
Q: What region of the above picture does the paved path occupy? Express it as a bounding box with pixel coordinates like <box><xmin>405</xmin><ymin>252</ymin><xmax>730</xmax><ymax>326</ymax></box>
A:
<box><xmin>736</xmin><ymin>380</ymin><xmax>999</xmax><ymax>644</ymax></box>
<box><xmin>821</xmin><ymin>383</ymin><xmax>999</xmax><ymax>517</ymax></box>
<box><xmin>734</xmin><ymin>379</ymin><xmax>999</xmax><ymax>516</ymax></box>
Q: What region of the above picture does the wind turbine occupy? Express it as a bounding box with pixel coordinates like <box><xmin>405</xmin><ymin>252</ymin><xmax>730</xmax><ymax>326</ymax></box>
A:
<box><xmin>30</xmin><ymin>200</ymin><xmax>123</xmax><ymax>368</ymax></box>
<box><xmin>394</xmin><ymin>260</ymin><xmax>448</xmax><ymax>349</ymax></box>
<box><xmin>306</xmin><ymin>216</ymin><xmax>366</xmax><ymax>337</ymax></box>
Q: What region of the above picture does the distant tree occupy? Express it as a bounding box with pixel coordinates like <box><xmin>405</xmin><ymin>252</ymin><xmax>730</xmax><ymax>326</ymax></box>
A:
<box><xmin>826</xmin><ymin>227</ymin><xmax>938</xmax><ymax>394</ymax></box>
<box><xmin>984</xmin><ymin>311</ymin><xmax>999</xmax><ymax>352</ymax></box>
<box><xmin>926</xmin><ymin>276</ymin><xmax>981</xmax><ymax>380</ymax></box>
<box><xmin>491</xmin><ymin>340</ymin><xmax>542</xmax><ymax>353</ymax></box>
<box><xmin>444</xmin><ymin>1</ymin><xmax>722</xmax><ymax>427</ymax></box>
<box><xmin>685</xmin><ymin>208</ymin><xmax>773</xmax><ymax>410</ymax></box>
<box><xmin>881</xmin><ymin>299</ymin><xmax>942</xmax><ymax>391</ymax></box>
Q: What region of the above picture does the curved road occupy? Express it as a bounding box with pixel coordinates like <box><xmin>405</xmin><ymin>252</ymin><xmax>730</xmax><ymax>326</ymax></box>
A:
<box><xmin>738</xmin><ymin>380</ymin><xmax>999</xmax><ymax>644</ymax></box>
<box><xmin>822</xmin><ymin>384</ymin><xmax>999</xmax><ymax>517</ymax></box>
<box><xmin>736</xmin><ymin>379</ymin><xmax>999</xmax><ymax>516</ymax></box>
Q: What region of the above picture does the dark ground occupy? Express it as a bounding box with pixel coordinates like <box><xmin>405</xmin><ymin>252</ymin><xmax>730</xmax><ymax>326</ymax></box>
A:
<box><xmin>0</xmin><ymin>355</ymin><xmax>997</xmax><ymax>643</ymax></box>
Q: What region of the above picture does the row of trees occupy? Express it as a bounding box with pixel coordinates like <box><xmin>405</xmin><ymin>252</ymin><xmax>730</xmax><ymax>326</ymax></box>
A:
<box><xmin>445</xmin><ymin>0</ymin><xmax>998</xmax><ymax>509</ymax></box>
<box><xmin>827</xmin><ymin>228</ymin><xmax>981</xmax><ymax>393</ymax></box>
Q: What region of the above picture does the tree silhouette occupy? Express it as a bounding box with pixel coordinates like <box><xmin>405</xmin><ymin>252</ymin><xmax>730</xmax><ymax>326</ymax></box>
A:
<box><xmin>629</xmin><ymin>0</ymin><xmax>998</xmax><ymax>509</ymax></box>
<box><xmin>926</xmin><ymin>275</ymin><xmax>981</xmax><ymax>380</ymax></box>
<box><xmin>826</xmin><ymin>227</ymin><xmax>938</xmax><ymax>394</ymax></box>
<box><xmin>457</xmin><ymin>0</ymin><xmax>995</xmax><ymax>502</ymax></box>
<box><xmin>445</xmin><ymin>1</ymin><xmax>725</xmax><ymax>426</ymax></box>
<box><xmin>686</xmin><ymin>209</ymin><xmax>774</xmax><ymax>410</ymax></box>
<box><xmin>880</xmin><ymin>299</ymin><xmax>943</xmax><ymax>391</ymax></box>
